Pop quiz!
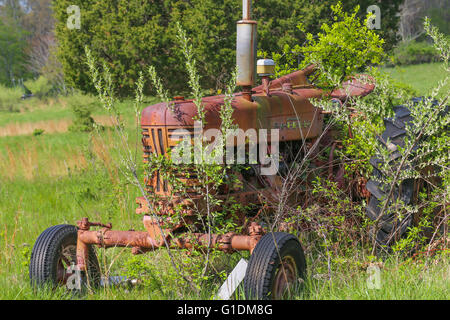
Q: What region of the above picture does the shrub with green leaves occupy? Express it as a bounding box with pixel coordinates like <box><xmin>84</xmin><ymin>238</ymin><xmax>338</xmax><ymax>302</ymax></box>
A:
<box><xmin>0</xmin><ymin>84</ymin><xmax>22</xmax><ymax>112</ymax></box>
<box><xmin>336</xmin><ymin>19</ymin><xmax>448</xmax><ymax>253</ymax></box>
<box><xmin>24</xmin><ymin>76</ymin><xmax>53</xmax><ymax>99</ymax></box>
<box><xmin>300</xmin><ymin>2</ymin><xmax>385</xmax><ymax>88</ymax></box>
<box><xmin>393</xmin><ymin>41</ymin><xmax>440</xmax><ymax>65</ymax></box>
<box><xmin>283</xmin><ymin>8</ymin><xmax>448</xmax><ymax>255</ymax></box>
<box><xmin>68</xmin><ymin>93</ymin><xmax>100</xmax><ymax>132</ymax></box>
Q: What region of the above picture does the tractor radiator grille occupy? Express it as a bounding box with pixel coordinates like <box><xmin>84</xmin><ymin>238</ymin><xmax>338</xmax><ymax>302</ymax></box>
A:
<box><xmin>142</xmin><ymin>126</ymin><xmax>198</xmax><ymax>196</ymax></box>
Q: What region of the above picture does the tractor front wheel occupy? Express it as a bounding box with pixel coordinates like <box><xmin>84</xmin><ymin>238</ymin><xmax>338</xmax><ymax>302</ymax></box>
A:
<box><xmin>29</xmin><ymin>224</ymin><xmax>101</xmax><ymax>290</ymax></box>
<box><xmin>244</xmin><ymin>232</ymin><xmax>306</xmax><ymax>300</ymax></box>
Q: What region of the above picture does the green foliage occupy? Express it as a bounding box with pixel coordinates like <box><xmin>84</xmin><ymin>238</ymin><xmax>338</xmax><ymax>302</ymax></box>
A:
<box><xmin>391</xmin><ymin>80</ymin><xmax>419</xmax><ymax>98</ymax></box>
<box><xmin>393</xmin><ymin>41</ymin><xmax>440</xmax><ymax>65</ymax></box>
<box><xmin>1</xmin><ymin>142</ymin><xmax>449</xmax><ymax>299</ymax></box>
<box><xmin>425</xmin><ymin>17</ymin><xmax>450</xmax><ymax>71</ymax></box>
<box><xmin>24</xmin><ymin>76</ymin><xmax>53</xmax><ymax>98</ymax></box>
<box><xmin>255</xmin><ymin>0</ymin><xmax>401</xmax><ymax>73</ymax></box>
<box><xmin>426</xmin><ymin>7</ymin><xmax>450</xmax><ymax>36</ymax></box>
<box><xmin>68</xmin><ymin>94</ymin><xmax>100</xmax><ymax>133</ymax></box>
<box><xmin>0</xmin><ymin>19</ymin><xmax>30</xmax><ymax>86</ymax></box>
<box><xmin>0</xmin><ymin>83</ymin><xmax>22</xmax><ymax>112</ymax></box>
<box><xmin>32</xmin><ymin>128</ymin><xmax>45</xmax><ymax>136</ymax></box>
<box><xmin>53</xmin><ymin>0</ymin><xmax>238</xmax><ymax>96</ymax></box>
<box><xmin>300</xmin><ymin>2</ymin><xmax>385</xmax><ymax>88</ymax></box>
<box><xmin>53</xmin><ymin>0</ymin><xmax>402</xmax><ymax>97</ymax></box>
<box><xmin>122</xmin><ymin>256</ymin><xmax>165</xmax><ymax>293</ymax></box>
<box><xmin>40</xmin><ymin>45</ymin><xmax>67</xmax><ymax>95</ymax></box>
<box><xmin>300</xmin><ymin>14</ymin><xmax>448</xmax><ymax>255</ymax></box>
<box><xmin>342</xmin><ymin>0</ymin><xmax>402</xmax><ymax>52</ymax></box>
<box><xmin>341</xmin><ymin>67</ymin><xmax>419</xmax><ymax>177</ymax></box>
<box><xmin>20</xmin><ymin>245</ymin><xmax>31</xmax><ymax>268</ymax></box>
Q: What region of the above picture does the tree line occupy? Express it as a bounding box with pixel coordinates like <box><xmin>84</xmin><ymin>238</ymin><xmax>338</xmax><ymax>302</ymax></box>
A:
<box><xmin>0</xmin><ymin>0</ymin><xmax>57</xmax><ymax>87</ymax></box>
<box><xmin>0</xmin><ymin>0</ymin><xmax>418</xmax><ymax>96</ymax></box>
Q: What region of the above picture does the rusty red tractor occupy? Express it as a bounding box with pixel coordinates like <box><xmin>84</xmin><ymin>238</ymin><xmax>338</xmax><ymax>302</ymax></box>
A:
<box><xmin>30</xmin><ymin>1</ymin><xmax>381</xmax><ymax>299</ymax></box>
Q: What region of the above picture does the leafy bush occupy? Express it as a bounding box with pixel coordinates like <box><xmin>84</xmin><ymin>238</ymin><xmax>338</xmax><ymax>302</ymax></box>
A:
<box><xmin>23</xmin><ymin>76</ymin><xmax>53</xmax><ymax>99</ymax></box>
<box><xmin>301</xmin><ymin>2</ymin><xmax>385</xmax><ymax>87</ymax></box>
<box><xmin>270</xmin><ymin>2</ymin><xmax>385</xmax><ymax>86</ymax></box>
<box><xmin>67</xmin><ymin>93</ymin><xmax>100</xmax><ymax>132</ymax></box>
<box><xmin>427</xmin><ymin>7</ymin><xmax>450</xmax><ymax>36</ymax></box>
<box><xmin>317</xmin><ymin>18</ymin><xmax>449</xmax><ymax>255</ymax></box>
<box><xmin>271</xmin><ymin>9</ymin><xmax>448</xmax><ymax>257</ymax></box>
<box><xmin>0</xmin><ymin>84</ymin><xmax>23</xmax><ymax>112</ymax></box>
<box><xmin>393</xmin><ymin>40</ymin><xmax>440</xmax><ymax>65</ymax></box>
<box><xmin>32</xmin><ymin>128</ymin><xmax>45</xmax><ymax>136</ymax></box>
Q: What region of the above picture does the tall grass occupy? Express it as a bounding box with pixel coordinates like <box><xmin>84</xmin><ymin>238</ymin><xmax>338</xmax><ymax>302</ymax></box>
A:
<box><xmin>0</xmin><ymin>85</ymin><xmax>23</xmax><ymax>112</ymax></box>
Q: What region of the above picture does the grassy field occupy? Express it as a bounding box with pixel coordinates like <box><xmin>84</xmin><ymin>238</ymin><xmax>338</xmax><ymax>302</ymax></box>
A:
<box><xmin>382</xmin><ymin>62</ymin><xmax>449</xmax><ymax>96</ymax></box>
<box><xmin>0</xmin><ymin>63</ymin><xmax>448</xmax><ymax>300</ymax></box>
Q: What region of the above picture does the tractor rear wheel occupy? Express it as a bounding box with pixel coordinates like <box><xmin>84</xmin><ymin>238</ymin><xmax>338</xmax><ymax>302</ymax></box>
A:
<box><xmin>244</xmin><ymin>232</ymin><xmax>306</xmax><ymax>300</ymax></box>
<box><xmin>29</xmin><ymin>224</ymin><xmax>101</xmax><ymax>289</ymax></box>
<box><xmin>365</xmin><ymin>99</ymin><xmax>446</xmax><ymax>248</ymax></box>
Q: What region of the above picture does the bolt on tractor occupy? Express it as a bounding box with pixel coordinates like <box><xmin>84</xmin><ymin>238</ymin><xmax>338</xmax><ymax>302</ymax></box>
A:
<box><xmin>30</xmin><ymin>0</ymin><xmax>416</xmax><ymax>299</ymax></box>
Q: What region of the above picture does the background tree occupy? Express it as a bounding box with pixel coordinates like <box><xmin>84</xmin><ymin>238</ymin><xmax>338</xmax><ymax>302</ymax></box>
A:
<box><xmin>343</xmin><ymin>0</ymin><xmax>403</xmax><ymax>51</ymax></box>
<box><xmin>398</xmin><ymin>0</ymin><xmax>449</xmax><ymax>42</ymax></box>
<box><xmin>0</xmin><ymin>0</ymin><xmax>29</xmax><ymax>85</ymax></box>
<box><xmin>0</xmin><ymin>19</ymin><xmax>28</xmax><ymax>85</ymax></box>
<box><xmin>52</xmin><ymin>0</ymin><xmax>404</xmax><ymax>97</ymax></box>
<box><xmin>0</xmin><ymin>0</ymin><xmax>24</xmax><ymax>24</ymax></box>
<box><xmin>22</xmin><ymin>0</ymin><xmax>55</xmax><ymax>76</ymax></box>
<box><xmin>0</xmin><ymin>0</ymin><xmax>57</xmax><ymax>87</ymax></box>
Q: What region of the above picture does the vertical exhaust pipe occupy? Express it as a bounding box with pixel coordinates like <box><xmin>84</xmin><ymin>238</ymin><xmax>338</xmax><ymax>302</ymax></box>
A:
<box><xmin>236</xmin><ymin>0</ymin><xmax>257</xmax><ymax>96</ymax></box>
<box><xmin>242</xmin><ymin>0</ymin><xmax>252</xmax><ymax>20</ymax></box>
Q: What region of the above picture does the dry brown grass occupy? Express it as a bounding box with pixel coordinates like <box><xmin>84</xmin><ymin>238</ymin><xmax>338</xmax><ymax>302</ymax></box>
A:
<box><xmin>0</xmin><ymin>116</ymin><xmax>116</xmax><ymax>137</ymax></box>
<box><xmin>0</xmin><ymin>124</ymin><xmax>120</xmax><ymax>181</ymax></box>
<box><xmin>0</xmin><ymin>141</ymin><xmax>89</xmax><ymax>180</ymax></box>
<box><xmin>0</xmin><ymin>144</ymin><xmax>89</xmax><ymax>180</ymax></box>
<box><xmin>0</xmin><ymin>119</ymin><xmax>72</xmax><ymax>137</ymax></box>
<box><xmin>90</xmin><ymin>131</ymin><xmax>119</xmax><ymax>185</ymax></box>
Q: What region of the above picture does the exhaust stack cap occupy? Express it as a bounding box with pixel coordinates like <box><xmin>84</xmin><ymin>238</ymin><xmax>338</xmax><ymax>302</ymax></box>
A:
<box><xmin>257</xmin><ymin>59</ymin><xmax>276</xmax><ymax>77</ymax></box>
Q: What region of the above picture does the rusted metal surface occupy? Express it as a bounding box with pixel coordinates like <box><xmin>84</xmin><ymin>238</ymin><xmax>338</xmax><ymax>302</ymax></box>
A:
<box><xmin>272</xmin><ymin>256</ymin><xmax>297</xmax><ymax>299</ymax></box>
<box><xmin>331</xmin><ymin>76</ymin><xmax>375</xmax><ymax>101</ymax></box>
<box><xmin>261</xmin><ymin>76</ymin><xmax>271</xmax><ymax>96</ymax></box>
<box><xmin>57</xmin><ymin>244</ymin><xmax>76</xmax><ymax>284</ymax></box>
<box><xmin>75</xmin><ymin>217</ymin><xmax>264</xmax><ymax>269</ymax></box>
